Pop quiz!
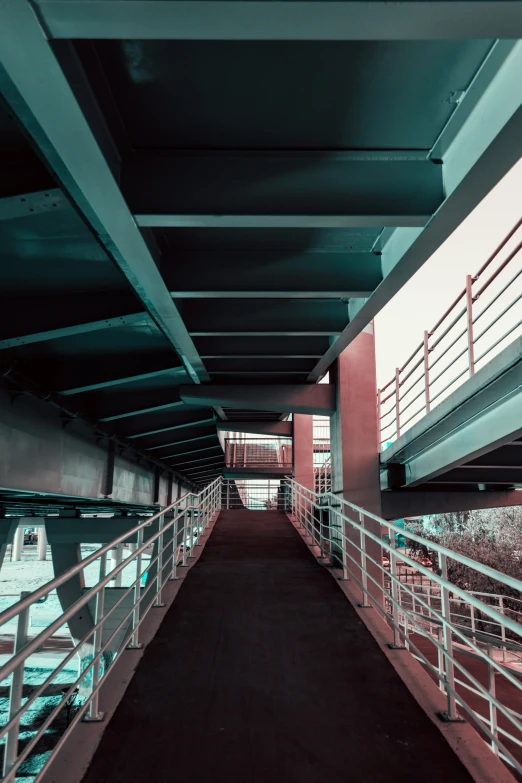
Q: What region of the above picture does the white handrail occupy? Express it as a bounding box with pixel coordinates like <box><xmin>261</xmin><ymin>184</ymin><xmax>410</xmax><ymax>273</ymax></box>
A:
<box><xmin>286</xmin><ymin>477</ymin><xmax>522</xmax><ymax>773</ymax></box>
<box><xmin>0</xmin><ymin>476</ymin><xmax>222</xmax><ymax>782</ymax></box>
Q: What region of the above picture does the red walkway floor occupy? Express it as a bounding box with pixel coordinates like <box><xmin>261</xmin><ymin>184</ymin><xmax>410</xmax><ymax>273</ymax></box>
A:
<box><xmin>81</xmin><ymin>511</ymin><xmax>473</xmax><ymax>783</ymax></box>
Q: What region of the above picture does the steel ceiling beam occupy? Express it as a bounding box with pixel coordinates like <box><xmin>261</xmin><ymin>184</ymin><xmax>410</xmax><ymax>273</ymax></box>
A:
<box><xmin>204</xmin><ymin>359</ymin><xmax>314</xmax><ymax>372</ymax></box>
<box><xmin>125</xmin><ymin>152</ymin><xmax>439</xmax><ymax>229</ymax></box>
<box><xmin>0</xmin><ymin>187</ymin><xmax>66</xmax><ymax>221</ymax></box>
<box><xmin>183</xmin><ymin>468</ymin><xmax>222</xmax><ymax>479</ymax></box>
<box><xmin>100</xmin><ymin>401</ymin><xmax>187</xmax><ymax>422</ymax></box>
<box><xmin>171</xmin><ymin>454</ymin><xmax>225</xmax><ymax>468</ymax></box>
<box><xmin>0</xmin><ymin>306</ymin><xmax>145</xmax><ymax>350</ymax></box>
<box><xmin>182</xmin><ymin>462</ymin><xmax>223</xmax><ymax>473</ymax></box>
<box><xmin>34</xmin><ymin>0</ymin><xmax>522</xmax><ymax>40</ymax></box>
<box><xmin>127</xmin><ymin>416</ymin><xmax>216</xmax><ymax>440</ymax></box>
<box><xmin>147</xmin><ymin>432</ymin><xmax>218</xmax><ymax>451</ymax></box>
<box><xmin>183</xmin><ymin>300</ymin><xmax>348</xmax><ymax>335</ymax></box>
<box><xmin>164</xmin><ymin>250</ymin><xmax>382</xmax><ymax>299</ymax></box>
<box><xmin>162</xmin><ymin>445</ymin><xmax>223</xmax><ymax>460</ymax></box>
<box><xmin>0</xmin><ymin>0</ymin><xmax>208</xmax><ymax>383</ymax></box>
<box><xmin>55</xmin><ymin>358</ymin><xmax>186</xmax><ymax>396</ymax></box>
<box><xmin>309</xmin><ymin>41</ymin><xmax>522</xmax><ymax>380</ymax></box>
<box><xmin>139</xmin><ymin>216</ymin><xmax>428</xmax><ymax>229</ymax></box>
<box><xmin>194</xmin><ymin>336</ymin><xmax>330</xmax><ymax>359</ymax></box>
<box><xmin>216</xmin><ymin>421</ymin><xmax>292</xmax><ymax>436</ymax></box>
<box><xmin>180</xmin><ymin>384</ymin><xmax>335</xmax><ymax>415</ymax></box>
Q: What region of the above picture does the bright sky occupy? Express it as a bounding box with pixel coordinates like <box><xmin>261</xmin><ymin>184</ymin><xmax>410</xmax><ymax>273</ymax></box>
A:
<box><xmin>374</xmin><ymin>157</ymin><xmax>522</xmax><ymax>388</ymax></box>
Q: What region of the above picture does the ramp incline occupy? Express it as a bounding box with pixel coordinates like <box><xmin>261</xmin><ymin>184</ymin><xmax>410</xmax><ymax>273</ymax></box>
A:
<box><xmin>81</xmin><ymin>510</ymin><xmax>473</xmax><ymax>783</ymax></box>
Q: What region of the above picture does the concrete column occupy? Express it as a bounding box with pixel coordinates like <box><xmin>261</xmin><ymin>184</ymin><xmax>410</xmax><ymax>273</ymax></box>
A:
<box><xmin>37</xmin><ymin>527</ymin><xmax>47</xmax><ymax>560</ymax></box>
<box><xmin>292</xmin><ymin>414</ymin><xmax>315</xmax><ymax>492</ymax></box>
<box><xmin>12</xmin><ymin>527</ymin><xmax>24</xmax><ymax>561</ymax></box>
<box><xmin>110</xmin><ymin>545</ymin><xmax>123</xmax><ymax>587</ymax></box>
<box><xmin>330</xmin><ymin>324</ymin><xmax>383</xmax><ymax>602</ymax></box>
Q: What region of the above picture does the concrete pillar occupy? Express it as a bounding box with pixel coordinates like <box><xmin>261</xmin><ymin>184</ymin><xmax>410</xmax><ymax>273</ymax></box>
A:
<box><xmin>0</xmin><ymin>519</ymin><xmax>19</xmax><ymax>573</ymax></box>
<box><xmin>111</xmin><ymin>545</ymin><xmax>123</xmax><ymax>587</ymax></box>
<box><xmin>12</xmin><ymin>527</ymin><xmax>24</xmax><ymax>561</ymax></box>
<box><xmin>330</xmin><ymin>324</ymin><xmax>383</xmax><ymax>603</ymax></box>
<box><xmin>292</xmin><ymin>414</ymin><xmax>316</xmax><ymax>531</ymax></box>
<box><xmin>38</xmin><ymin>527</ymin><xmax>47</xmax><ymax>560</ymax></box>
<box><xmin>292</xmin><ymin>414</ymin><xmax>315</xmax><ymax>492</ymax></box>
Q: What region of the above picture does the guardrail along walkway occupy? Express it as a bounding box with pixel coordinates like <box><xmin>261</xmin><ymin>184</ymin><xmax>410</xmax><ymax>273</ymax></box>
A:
<box><xmin>81</xmin><ymin>511</ymin><xmax>473</xmax><ymax>783</ymax></box>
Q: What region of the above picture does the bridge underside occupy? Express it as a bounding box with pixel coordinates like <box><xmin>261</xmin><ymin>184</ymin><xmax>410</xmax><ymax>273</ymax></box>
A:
<box><xmin>1</xmin><ymin>4</ymin><xmax>522</xmax><ymax>491</ymax></box>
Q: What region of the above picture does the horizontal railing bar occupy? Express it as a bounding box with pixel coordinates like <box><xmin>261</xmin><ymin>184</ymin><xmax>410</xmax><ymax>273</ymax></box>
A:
<box><xmin>427</xmin><ymin>343</ymin><xmax>468</xmax><ymax>389</ymax></box>
<box><xmin>397</xmin><ymin>385</ymin><xmax>425</xmax><ymax>416</ymax></box>
<box><xmin>475</xmin><ymin>236</ymin><xmax>522</xmax><ymax>300</ymax></box>
<box><xmin>474</xmin><ymin>318</ymin><xmax>522</xmax><ymax>367</ymax></box>
<box><xmin>398</xmin><ymin>342</ymin><xmax>424</xmax><ymax>374</ymax></box>
<box><xmin>397</xmin><ymin>403</ymin><xmax>426</xmax><ymax>430</ymax></box>
<box><xmin>398</xmin><ymin>356</ymin><xmax>424</xmax><ymax>388</ymax></box>
<box><xmin>0</xmin><ymin>486</ymin><xmax>220</xmax><ymax>685</ymax></box>
<box><xmin>474</xmin><ymin>217</ymin><xmax>522</xmax><ymax>279</ymax></box>
<box><xmin>473</xmin><ymin>266</ymin><xmax>522</xmax><ymax>325</ymax></box>
<box><xmin>474</xmin><ymin>292</ymin><xmax>522</xmax><ymax>345</ymax></box>
<box><xmin>290</xmin><ymin>479</ymin><xmax>522</xmax><ymax>607</ymax></box>
<box><xmin>428</xmin><ymin>326</ymin><xmax>467</xmax><ymax>372</ymax></box>
<box><xmin>429</xmin><ymin>365</ymin><xmax>469</xmax><ymax>405</ymax></box>
<box><xmin>429</xmin><ymin>292</ymin><xmax>466</xmax><ymax>337</ymax></box>
<box><xmin>0</xmin><ymin>482</ymin><xmax>217</xmax><ymax>630</ymax></box>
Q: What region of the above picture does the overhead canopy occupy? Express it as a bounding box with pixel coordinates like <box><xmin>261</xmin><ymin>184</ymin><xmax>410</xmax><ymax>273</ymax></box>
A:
<box><xmin>0</xmin><ymin>1</ymin><xmax>520</xmax><ymax>482</ymax></box>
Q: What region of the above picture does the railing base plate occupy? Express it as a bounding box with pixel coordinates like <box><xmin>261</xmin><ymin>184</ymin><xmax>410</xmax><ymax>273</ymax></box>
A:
<box><xmin>386</xmin><ymin>644</ymin><xmax>407</xmax><ymax>650</ymax></box>
<box><xmin>83</xmin><ymin>712</ymin><xmax>105</xmax><ymax>723</ymax></box>
<box><xmin>126</xmin><ymin>642</ymin><xmax>143</xmax><ymax>650</ymax></box>
<box><xmin>436</xmin><ymin>711</ymin><xmax>464</xmax><ymax>723</ymax></box>
<box><xmin>153</xmin><ymin>603</ymin><xmax>166</xmax><ymax>608</ymax></box>
<box><xmin>357</xmin><ymin>603</ymin><xmax>372</xmax><ymax>608</ymax></box>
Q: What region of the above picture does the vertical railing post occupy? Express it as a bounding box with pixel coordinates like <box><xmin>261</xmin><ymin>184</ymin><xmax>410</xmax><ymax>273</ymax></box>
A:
<box><xmin>376</xmin><ymin>389</ymin><xmax>381</xmax><ymax>449</ymax></box>
<box><xmin>128</xmin><ymin>528</ymin><xmax>144</xmax><ymax>647</ymax></box>
<box><xmin>341</xmin><ymin>511</ymin><xmax>350</xmax><ymax>581</ymax></box>
<box><xmin>439</xmin><ymin>552</ymin><xmax>459</xmax><ymax>720</ymax></box>
<box><xmin>388</xmin><ymin>533</ymin><xmax>404</xmax><ymax>648</ymax></box>
<box><xmin>3</xmin><ymin>591</ymin><xmax>30</xmax><ymax>776</ymax></box>
<box><xmin>423</xmin><ymin>330</ymin><xmax>431</xmax><ymax>413</ymax></box>
<box><xmin>169</xmin><ymin>512</ymin><xmax>179</xmax><ymax>582</ymax></box>
<box><xmin>359</xmin><ymin>512</ymin><xmax>371</xmax><ymax>608</ymax></box>
<box><xmin>85</xmin><ymin>554</ymin><xmax>106</xmax><ymax>721</ymax></box>
<box><xmin>488</xmin><ymin>660</ymin><xmax>499</xmax><ymax>755</ymax></box>
<box><xmin>437</xmin><ymin>626</ymin><xmax>445</xmax><ymax>692</ymax></box>
<box><xmin>187</xmin><ymin>498</ymin><xmax>196</xmax><ymax>559</ymax></box>
<box><xmin>182</xmin><ymin>505</ymin><xmax>188</xmax><ymax>566</ymax></box>
<box><xmin>466</xmin><ymin>274</ymin><xmax>476</xmax><ymax>377</ymax></box>
<box><xmin>395</xmin><ymin>368</ymin><xmax>401</xmax><ymax>438</ymax></box>
<box><xmin>499</xmin><ymin>596</ymin><xmax>506</xmax><ymax>662</ymax></box>
<box><xmin>153</xmin><ymin>514</ymin><xmax>165</xmax><ymax>607</ymax></box>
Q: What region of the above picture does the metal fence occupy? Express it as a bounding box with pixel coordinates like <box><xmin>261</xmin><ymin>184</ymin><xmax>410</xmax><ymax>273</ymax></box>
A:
<box><xmin>287</xmin><ymin>477</ymin><xmax>522</xmax><ymax>773</ymax></box>
<box><xmin>379</xmin><ymin>218</ymin><xmax>522</xmax><ymax>447</ymax></box>
<box><xmin>313</xmin><ymin>416</ymin><xmax>331</xmax><ymax>494</ymax></box>
<box><xmin>0</xmin><ymin>478</ymin><xmax>221</xmax><ymax>782</ymax></box>
<box><xmin>221</xmin><ymin>479</ymin><xmax>288</xmax><ymax>511</ymax></box>
<box><xmin>224</xmin><ymin>438</ymin><xmax>292</xmax><ymax>469</ymax></box>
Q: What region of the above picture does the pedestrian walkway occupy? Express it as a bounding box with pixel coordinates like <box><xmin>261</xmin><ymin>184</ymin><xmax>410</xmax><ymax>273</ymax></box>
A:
<box><xmin>81</xmin><ymin>511</ymin><xmax>473</xmax><ymax>783</ymax></box>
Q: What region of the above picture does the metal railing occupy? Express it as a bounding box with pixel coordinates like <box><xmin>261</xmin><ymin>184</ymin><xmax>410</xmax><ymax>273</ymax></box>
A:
<box><xmin>287</xmin><ymin>477</ymin><xmax>522</xmax><ymax>773</ymax></box>
<box><xmin>314</xmin><ymin>453</ymin><xmax>331</xmax><ymax>494</ymax></box>
<box><xmin>221</xmin><ymin>479</ymin><xmax>288</xmax><ymax>511</ymax></box>
<box><xmin>0</xmin><ymin>477</ymin><xmax>221</xmax><ymax>782</ymax></box>
<box><xmin>224</xmin><ymin>438</ymin><xmax>292</xmax><ymax>469</ymax></box>
<box><xmin>379</xmin><ymin>218</ymin><xmax>522</xmax><ymax>447</ymax></box>
<box><xmin>388</xmin><ymin>584</ymin><xmax>522</xmax><ymax>663</ymax></box>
